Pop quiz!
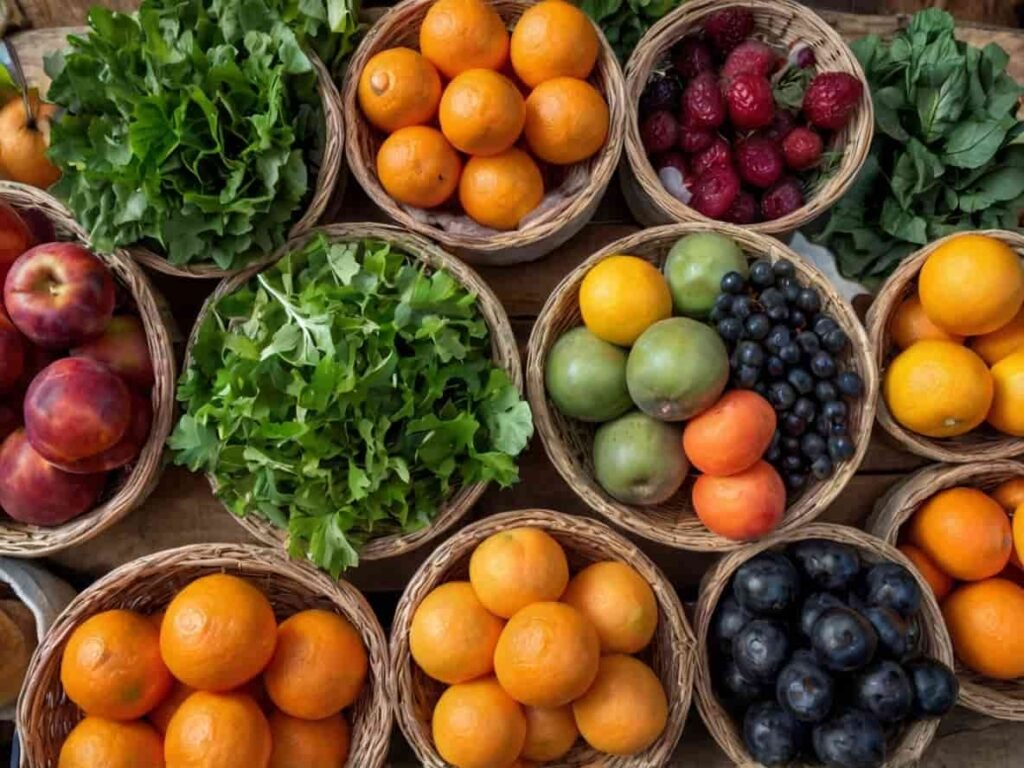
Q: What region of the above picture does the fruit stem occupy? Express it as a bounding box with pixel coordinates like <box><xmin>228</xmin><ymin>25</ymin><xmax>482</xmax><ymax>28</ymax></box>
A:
<box><xmin>4</xmin><ymin>41</ymin><xmax>35</xmax><ymax>129</ymax></box>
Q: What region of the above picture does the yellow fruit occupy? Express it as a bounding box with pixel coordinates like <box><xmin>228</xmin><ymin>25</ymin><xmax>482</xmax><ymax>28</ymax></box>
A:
<box><xmin>889</xmin><ymin>294</ymin><xmax>963</xmax><ymax>350</ymax></box>
<box><xmin>919</xmin><ymin>234</ymin><xmax>1024</xmax><ymax>336</ymax></box>
<box><xmin>469</xmin><ymin>527</ymin><xmax>569</xmax><ymax>618</ymax></box>
<box><xmin>164</xmin><ymin>691</ymin><xmax>271</xmax><ymax>768</ymax></box>
<box><xmin>420</xmin><ymin>0</ymin><xmax>510</xmax><ymax>79</ymax></box>
<box><xmin>459</xmin><ymin>148</ymin><xmax>544</xmax><ymax>230</ymax></box>
<box><xmin>357</xmin><ymin>47</ymin><xmax>442</xmax><ymax>133</ymax></box>
<box><xmin>432</xmin><ymin>677</ymin><xmax>526</xmax><ymax>768</ymax></box>
<box><xmin>58</xmin><ymin>717</ymin><xmax>164</xmax><ymax>768</ymax></box>
<box><xmin>561</xmin><ymin>560</ymin><xmax>658</xmax><ymax>653</ymax></box>
<box><xmin>510</xmin><ymin>0</ymin><xmax>599</xmax><ymax>87</ymax></box>
<box><xmin>377</xmin><ymin>126</ymin><xmax>462</xmax><ymax>209</ymax></box>
<box><xmin>988</xmin><ymin>349</ymin><xmax>1024</xmax><ymax>436</ymax></box>
<box><xmin>523</xmin><ymin>77</ymin><xmax>608</xmax><ymax>165</ymax></box>
<box><xmin>883</xmin><ymin>340</ymin><xmax>993</xmax><ymax>438</ymax></box>
<box><xmin>942</xmin><ymin>578</ymin><xmax>1024</xmax><ymax>680</ymax></box>
<box><xmin>521</xmin><ymin>704</ymin><xmax>578</xmax><ymax>761</ymax></box>
<box><xmin>439</xmin><ymin>69</ymin><xmax>525</xmax><ymax>156</ymax></box>
<box><xmin>579</xmin><ymin>255</ymin><xmax>672</xmax><ymax>346</ymax></box>
<box><xmin>971</xmin><ymin>306</ymin><xmax>1024</xmax><ymax>365</ymax></box>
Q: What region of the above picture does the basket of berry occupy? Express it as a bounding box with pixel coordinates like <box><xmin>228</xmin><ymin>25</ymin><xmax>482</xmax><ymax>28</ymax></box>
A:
<box><xmin>526</xmin><ymin>222</ymin><xmax>877</xmax><ymax>551</ymax></box>
<box><xmin>695</xmin><ymin>523</ymin><xmax>958</xmax><ymax>767</ymax></box>
<box><xmin>622</xmin><ymin>0</ymin><xmax>873</xmax><ymax>232</ymax></box>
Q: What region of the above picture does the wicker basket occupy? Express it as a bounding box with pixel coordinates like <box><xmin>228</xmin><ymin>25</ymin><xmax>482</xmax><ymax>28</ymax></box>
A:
<box><xmin>183</xmin><ymin>222</ymin><xmax>522</xmax><ymax>562</ymax></box>
<box><xmin>694</xmin><ymin>522</ymin><xmax>955</xmax><ymax>767</ymax></box>
<box><xmin>341</xmin><ymin>0</ymin><xmax>627</xmax><ymax>267</ymax></box>
<box><xmin>16</xmin><ymin>543</ymin><xmax>392</xmax><ymax>767</ymax></box>
<box><xmin>620</xmin><ymin>0</ymin><xmax>874</xmax><ymax>235</ymax></box>
<box><xmin>391</xmin><ymin>508</ymin><xmax>695</xmax><ymax>766</ymax></box>
<box><xmin>0</xmin><ymin>182</ymin><xmax>175</xmax><ymax>557</ymax></box>
<box><xmin>866</xmin><ymin>230</ymin><xmax>1024</xmax><ymax>463</ymax></box>
<box><xmin>526</xmin><ymin>222</ymin><xmax>878</xmax><ymax>551</ymax></box>
<box><xmin>867</xmin><ymin>460</ymin><xmax>1024</xmax><ymax>721</ymax></box>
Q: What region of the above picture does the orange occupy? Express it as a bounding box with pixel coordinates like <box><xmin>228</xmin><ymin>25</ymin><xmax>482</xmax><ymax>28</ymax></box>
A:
<box><xmin>898</xmin><ymin>544</ymin><xmax>954</xmax><ymax>601</ymax></box>
<box><xmin>682</xmin><ymin>390</ymin><xmax>777</xmax><ymax>476</ymax></box>
<box><xmin>439</xmin><ymin>69</ymin><xmax>525</xmax><ymax>156</ymax></box>
<box><xmin>523</xmin><ymin>77</ymin><xmax>608</xmax><ymax>165</ymax></box>
<box><xmin>60</xmin><ymin>609</ymin><xmax>173</xmax><ymax>720</ymax></box>
<box><xmin>432</xmin><ymin>677</ymin><xmax>526</xmax><ymax>768</ymax></box>
<box><xmin>889</xmin><ymin>294</ymin><xmax>963</xmax><ymax>350</ymax></box>
<box><xmin>971</xmin><ymin>306</ymin><xmax>1024</xmax><ymax>365</ymax></box>
<box><xmin>148</xmin><ymin>681</ymin><xmax>194</xmax><ymax>734</ymax></box>
<box><xmin>1015</xmin><ymin>504</ymin><xmax>1024</xmax><ymax>574</ymax></box>
<box><xmin>357</xmin><ymin>47</ymin><xmax>442</xmax><ymax>133</ymax></box>
<box><xmin>571</xmin><ymin>654</ymin><xmax>668</xmax><ymax>756</ymax></box>
<box><xmin>410</xmin><ymin>581</ymin><xmax>505</xmax><ymax>684</ymax></box>
<box><xmin>493</xmin><ymin>601</ymin><xmax>599</xmax><ymax>707</ymax></box>
<box><xmin>883</xmin><ymin>340</ymin><xmax>993</xmax><ymax>438</ymax></box>
<box><xmin>459</xmin><ymin>148</ymin><xmax>543</xmax><ymax>230</ymax></box>
<box><xmin>988</xmin><ymin>349</ymin><xmax>1024</xmax><ymax>436</ymax></box>
<box><xmin>377</xmin><ymin>126</ymin><xmax>462</xmax><ymax>209</ymax></box>
<box><xmin>992</xmin><ymin>478</ymin><xmax>1024</xmax><ymax>568</ymax></box>
<box><xmin>942</xmin><ymin>578</ymin><xmax>1024</xmax><ymax>679</ymax></box>
<box><xmin>164</xmin><ymin>691</ymin><xmax>271</xmax><ymax>768</ymax></box>
<box><xmin>907</xmin><ymin>486</ymin><xmax>1012</xmax><ymax>581</ymax></box>
<box><xmin>469</xmin><ymin>527</ymin><xmax>569</xmax><ymax>618</ymax></box>
<box><xmin>579</xmin><ymin>255</ymin><xmax>672</xmax><ymax>346</ymax></box>
<box><xmin>420</xmin><ymin>0</ymin><xmax>510</xmax><ymax>79</ymax></box>
<box><xmin>263</xmin><ymin>609</ymin><xmax>367</xmax><ymax>720</ymax></box>
<box><xmin>268</xmin><ymin>711</ymin><xmax>350</xmax><ymax>768</ymax></box>
<box><xmin>521</xmin><ymin>704</ymin><xmax>578</xmax><ymax>761</ymax></box>
<box><xmin>692</xmin><ymin>460</ymin><xmax>786</xmax><ymax>542</ymax></box>
<box><xmin>918</xmin><ymin>233</ymin><xmax>1024</xmax><ymax>336</ymax></box>
<box><xmin>561</xmin><ymin>560</ymin><xmax>658</xmax><ymax>654</ymax></box>
<box><xmin>58</xmin><ymin>717</ymin><xmax>164</xmax><ymax>768</ymax></box>
<box><xmin>510</xmin><ymin>0</ymin><xmax>599</xmax><ymax>87</ymax></box>
<box><xmin>160</xmin><ymin>573</ymin><xmax>277</xmax><ymax>692</ymax></box>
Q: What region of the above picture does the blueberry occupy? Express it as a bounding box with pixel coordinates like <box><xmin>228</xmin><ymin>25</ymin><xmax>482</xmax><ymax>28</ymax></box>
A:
<box><xmin>788</xmin><ymin>368</ymin><xmax>815</xmax><ymax>395</ymax></box>
<box><xmin>715</xmin><ymin>292</ymin><xmax>734</xmax><ymax>312</ymax></box>
<box><xmin>733</xmin><ymin>551</ymin><xmax>802</xmax><ymax>616</ymax></box>
<box><xmin>734</xmin><ymin>619</ymin><xmax>791</xmax><ymax>682</ymax></box>
<box><xmin>823</xmin><ymin>327</ymin><xmax>849</xmax><ymax>353</ymax></box>
<box><xmin>793</xmin><ymin>397</ymin><xmax>816</xmax><ymax>422</ymax></box>
<box><xmin>760</xmin><ymin>287</ymin><xmax>786</xmax><ymax>308</ymax></box>
<box><xmin>766</xmin><ymin>355</ymin><xmax>786</xmax><ymax>378</ymax></box>
<box><xmin>750</xmin><ymin>260</ymin><xmax>775</xmax><ymax>287</ymax></box>
<box><xmin>769</xmin><ymin>382</ymin><xmax>797</xmax><ymax>410</ymax></box>
<box><xmin>813</xmin><ymin>315</ymin><xmax>839</xmax><ymax>337</ymax></box>
<box><xmin>783</xmin><ymin>413</ymin><xmax>807</xmax><ymax>437</ymax></box>
<box><xmin>863</xmin><ymin>563</ymin><xmax>921</xmax><ymax>618</ymax></box>
<box><xmin>828</xmin><ymin>434</ymin><xmax>856</xmax><ymax>462</ymax></box>
<box><xmin>810</xmin><ymin>351</ymin><xmax>837</xmax><ymax>379</ymax></box>
<box><xmin>810</xmin><ymin>454</ymin><xmax>834</xmax><ymax>480</ymax></box>
<box><xmin>797</xmin><ymin>288</ymin><xmax>822</xmax><ymax>313</ymax></box>
<box><xmin>823</xmin><ymin>400</ymin><xmax>848</xmax><ymax>424</ymax></box>
<box><xmin>755</xmin><ymin>380</ymin><xmax>770</xmax><ymax>398</ymax></box>
<box><xmin>744</xmin><ymin>701</ymin><xmax>803</xmax><ymax>766</ymax></box>
<box><xmin>722</xmin><ymin>271</ymin><xmax>747</xmax><ymax>294</ymax></box>
<box><xmin>780</xmin><ymin>343</ymin><xmax>801</xmax><ymax>364</ymax></box>
<box><xmin>854</xmin><ymin>661</ymin><xmax>914</xmax><ymax>723</ymax></box>
<box><xmin>906</xmin><ymin>659</ymin><xmax>959</xmax><ymax>717</ymax></box>
<box><xmin>782</xmin><ymin>455</ymin><xmax>804</xmax><ymax>472</ymax></box>
<box><xmin>782</xmin><ymin>436</ymin><xmax>801</xmax><ymax>456</ymax></box>
<box><xmin>786</xmin><ymin>472</ymin><xmax>808</xmax><ymax>492</ymax></box>
<box><xmin>738</xmin><ymin>341</ymin><xmax>765</xmax><ymax>368</ymax></box>
<box><xmin>732</xmin><ymin>295</ymin><xmax>753</xmax><ymax>319</ymax></box>
<box><xmin>837</xmin><ymin>371</ymin><xmax>864</xmax><ymax>398</ymax></box>
<box><xmin>766</xmin><ymin>325</ymin><xmax>791</xmax><ymax>352</ymax></box>
<box><xmin>773</xmin><ymin>259</ymin><xmax>796</xmax><ymax>279</ymax></box>
<box><xmin>797</xmin><ymin>331</ymin><xmax>820</xmax><ymax>355</ymax></box>
<box><xmin>779</xmin><ymin>277</ymin><xmax>801</xmax><ymax>303</ymax></box>
<box><xmin>791</xmin><ymin>540</ymin><xmax>861</xmax><ymax>592</ymax></box>
<box><xmin>765</xmin><ymin>442</ymin><xmax>782</xmax><ymax>463</ymax></box>
<box><xmin>718</xmin><ymin>317</ymin><xmax>744</xmax><ymax>341</ymax></box>
<box><xmin>709</xmin><ymin>306</ymin><xmax>725</xmax><ymax>323</ymax></box>
<box><xmin>801</xmin><ymin>432</ymin><xmax>827</xmax><ymax>458</ymax></box>
<box><xmin>788</xmin><ymin>309</ymin><xmax>808</xmax><ymax>330</ymax></box>
<box><xmin>815</xmin><ymin>380</ymin><xmax>838</xmax><ymax>403</ymax></box>
<box><xmin>736</xmin><ymin>365</ymin><xmax>760</xmax><ymax>389</ymax></box>
<box><xmin>768</xmin><ymin>304</ymin><xmax>790</xmax><ymax>323</ymax></box>
<box><xmin>777</xmin><ymin>654</ymin><xmax>835</xmax><ymax>724</ymax></box>
<box><xmin>746</xmin><ymin>313</ymin><xmax>772</xmax><ymax>340</ymax></box>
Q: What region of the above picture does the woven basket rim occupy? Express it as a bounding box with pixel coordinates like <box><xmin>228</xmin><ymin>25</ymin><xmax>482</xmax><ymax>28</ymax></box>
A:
<box><xmin>692</xmin><ymin>521</ymin><xmax>954</xmax><ymax>766</ymax></box>
<box><xmin>525</xmin><ymin>221</ymin><xmax>879</xmax><ymax>551</ymax></box>
<box><xmin>621</xmin><ymin>0</ymin><xmax>875</xmax><ymax>234</ymax></box>
<box><xmin>865</xmin><ymin>229</ymin><xmax>1024</xmax><ymax>463</ymax></box>
<box><xmin>0</xmin><ymin>181</ymin><xmax>176</xmax><ymax>558</ymax></box>
<box><xmin>389</xmin><ymin>508</ymin><xmax>696</xmax><ymax>767</ymax></box>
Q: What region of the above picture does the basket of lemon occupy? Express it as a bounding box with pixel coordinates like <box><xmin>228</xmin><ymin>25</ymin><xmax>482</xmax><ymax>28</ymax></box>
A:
<box><xmin>343</xmin><ymin>0</ymin><xmax>626</xmax><ymax>266</ymax></box>
<box><xmin>18</xmin><ymin>543</ymin><xmax>392</xmax><ymax>767</ymax></box>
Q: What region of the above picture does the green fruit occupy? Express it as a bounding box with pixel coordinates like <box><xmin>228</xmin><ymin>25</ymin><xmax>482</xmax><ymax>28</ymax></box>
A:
<box><xmin>545</xmin><ymin>327</ymin><xmax>632</xmax><ymax>422</ymax></box>
<box><xmin>593</xmin><ymin>411</ymin><xmax>688</xmax><ymax>505</ymax></box>
<box><xmin>626</xmin><ymin>317</ymin><xmax>729</xmax><ymax>421</ymax></box>
<box><xmin>663</xmin><ymin>233</ymin><xmax>747</xmax><ymax>317</ymax></box>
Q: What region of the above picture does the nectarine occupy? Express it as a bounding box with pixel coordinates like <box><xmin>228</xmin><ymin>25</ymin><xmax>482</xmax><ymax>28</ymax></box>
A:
<box><xmin>0</xmin><ymin>307</ymin><xmax>24</xmax><ymax>395</ymax></box>
<box><xmin>72</xmin><ymin>316</ymin><xmax>153</xmax><ymax>389</ymax></box>
<box><xmin>56</xmin><ymin>391</ymin><xmax>151</xmax><ymax>474</ymax></box>
<box><xmin>0</xmin><ymin>201</ymin><xmax>32</xmax><ymax>288</ymax></box>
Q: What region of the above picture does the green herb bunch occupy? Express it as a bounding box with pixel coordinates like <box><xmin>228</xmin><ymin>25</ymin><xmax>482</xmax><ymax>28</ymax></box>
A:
<box><xmin>170</xmin><ymin>236</ymin><xmax>533</xmax><ymax>575</ymax></box>
<box><xmin>819</xmin><ymin>10</ymin><xmax>1024</xmax><ymax>284</ymax></box>
<box><xmin>580</xmin><ymin>0</ymin><xmax>682</xmax><ymax>64</ymax></box>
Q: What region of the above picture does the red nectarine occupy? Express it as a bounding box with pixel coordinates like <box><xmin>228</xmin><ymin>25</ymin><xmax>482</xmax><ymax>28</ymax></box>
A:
<box><xmin>0</xmin><ymin>201</ymin><xmax>33</xmax><ymax>289</ymax></box>
<box><xmin>0</xmin><ymin>307</ymin><xmax>24</xmax><ymax>395</ymax></box>
<box><xmin>71</xmin><ymin>315</ymin><xmax>153</xmax><ymax>389</ymax></box>
<box><xmin>56</xmin><ymin>391</ymin><xmax>152</xmax><ymax>474</ymax></box>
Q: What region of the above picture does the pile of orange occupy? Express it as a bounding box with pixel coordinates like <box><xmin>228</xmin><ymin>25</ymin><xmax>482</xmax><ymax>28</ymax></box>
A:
<box><xmin>57</xmin><ymin>574</ymin><xmax>367</xmax><ymax>768</ymax></box>
<box><xmin>884</xmin><ymin>233</ymin><xmax>1024</xmax><ymax>438</ymax></box>
<box><xmin>899</xmin><ymin>478</ymin><xmax>1024</xmax><ymax>681</ymax></box>
<box><xmin>358</xmin><ymin>0</ymin><xmax>609</xmax><ymax>231</ymax></box>
<box><xmin>410</xmin><ymin>527</ymin><xmax>668</xmax><ymax>767</ymax></box>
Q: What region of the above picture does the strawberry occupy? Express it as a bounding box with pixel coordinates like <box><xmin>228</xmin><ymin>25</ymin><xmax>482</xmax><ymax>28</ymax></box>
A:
<box><xmin>761</xmin><ymin>177</ymin><xmax>805</xmax><ymax>221</ymax></box>
<box><xmin>672</xmin><ymin>36</ymin><xmax>715</xmax><ymax>81</ymax></box>
<box><xmin>641</xmin><ymin>111</ymin><xmax>679</xmax><ymax>155</ymax></box>
<box><xmin>782</xmin><ymin>127</ymin><xmax>824</xmax><ymax>171</ymax></box>
<box><xmin>678</xmin><ymin>121</ymin><xmax>716</xmax><ymax>154</ymax></box>
<box><xmin>683</xmin><ymin>72</ymin><xmax>726</xmax><ymax>130</ymax></box>
<box><xmin>691</xmin><ymin>136</ymin><xmax>733</xmax><ymax>178</ymax></box>
<box><xmin>726</xmin><ymin>74</ymin><xmax>775</xmax><ymax>130</ymax></box>
<box><xmin>803</xmin><ymin>72</ymin><xmax>863</xmax><ymax>131</ymax></box>
<box><xmin>735</xmin><ymin>136</ymin><xmax>784</xmax><ymax>189</ymax></box>
<box><xmin>724</xmin><ymin>191</ymin><xmax>759</xmax><ymax>224</ymax></box>
<box><xmin>703</xmin><ymin>8</ymin><xmax>754</xmax><ymax>55</ymax></box>
<box><xmin>691</xmin><ymin>165</ymin><xmax>741</xmax><ymax>220</ymax></box>
<box><xmin>722</xmin><ymin>41</ymin><xmax>780</xmax><ymax>80</ymax></box>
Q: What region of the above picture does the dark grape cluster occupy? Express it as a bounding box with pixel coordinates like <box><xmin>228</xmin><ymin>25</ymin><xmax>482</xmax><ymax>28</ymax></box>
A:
<box><xmin>710</xmin><ymin>259</ymin><xmax>864</xmax><ymax>493</ymax></box>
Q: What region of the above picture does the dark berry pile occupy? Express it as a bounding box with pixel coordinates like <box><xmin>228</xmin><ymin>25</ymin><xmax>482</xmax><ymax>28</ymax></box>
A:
<box><xmin>710</xmin><ymin>258</ymin><xmax>863</xmax><ymax>493</ymax></box>
<box><xmin>710</xmin><ymin>542</ymin><xmax>959</xmax><ymax>767</ymax></box>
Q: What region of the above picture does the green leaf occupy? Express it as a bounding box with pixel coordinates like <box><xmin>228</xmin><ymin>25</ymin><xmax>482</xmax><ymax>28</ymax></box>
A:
<box><xmin>774</xmin><ymin>66</ymin><xmax>813</xmax><ymax>112</ymax></box>
<box><xmin>891</xmin><ymin>138</ymin><xmax>945</xmax><ymax>209</ymax></box>
<box><xmin>944</xmin><ymin>115</ymin><xmax>1014</xmax><ymax>168</ymax></box>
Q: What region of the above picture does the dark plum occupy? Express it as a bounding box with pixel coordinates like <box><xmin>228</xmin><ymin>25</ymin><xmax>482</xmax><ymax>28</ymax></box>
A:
<box><xmin>734</xmin><ymin>619</ymin><xmax>791</xmax><ymax>682</ymax></box>
<box><xmin>853</xmin><ymin>661</ymin><xmax>913</xmax><ymax>723</ymax></box>
<box><xmin>862</xmin><ymin>606</ymin><xmax>914</xmax><ymax>661</ymax></box>
<box><xmin>716</xmin><ymin>657</ymin><xmax>770</xmax><ymax>711</ymax></box>
<box><xmin>800</xmin><ymin>592</ymin><xmax>845</xmax><ymax>639</ymax></box>
<box><xmin>733</xmin><ymin>551</ymin><xmax>801</xmax><ymax>615</ymax></box>
<box><xmin>777</xmin><ymin>654</ymin><xmax>835</xmax><ymax>723</ymax></box>
<box><xmin>812</xmin><ymin>709</ymin><xmax>886</xmax><ymax>768</ymax></box>
<box><xmin>791</xmin><ymin>539</ymin><xmax>861</xmax><ymax>592</ymax></box>
<box><xmin>906</xmin><ymin>659</ymin><xmax>959</xmax><ymax>717</ymax></box>
<box><xmin>711</xmin><ymin>595</ymin><xmax>755</xmax><ymax>656</ymax></box>
<box><xmin>863</xmin><ymin>563</ymin><xmax>922</xmax><ymax>618</ymax></box>
<box><xmin>744</xmin><ymin>701</ymin><xmax>803</xmax><ymax>766</ymax></box>
<box><xmin>811</xmin><ymin>607</ymin><xmax>877</xmax><ymax>672</ymax></box>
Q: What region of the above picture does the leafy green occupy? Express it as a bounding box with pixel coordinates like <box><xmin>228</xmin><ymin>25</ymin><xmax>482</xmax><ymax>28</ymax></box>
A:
<box><xmin>580</xmin><ymin>0</ymin><xmax>684</xmax><ymax>64</ymax></box>
<box><xmin>169</xmin><ymin>235</ymin><xmax>533</xmax><ymax>575</ymax></box>
<box><xmin>819</xmin><ymin>9</ymin><xmax>1024</xmax><ymax>284</ymax></box>
<box><xmin>45</xmin><ymin>0</ymin><xmax>332</xmax><ymax>270</ymax></box>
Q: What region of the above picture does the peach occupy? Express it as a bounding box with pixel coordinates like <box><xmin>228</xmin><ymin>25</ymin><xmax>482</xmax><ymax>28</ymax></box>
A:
<box><xmin>0</xmin><ymin>429</ymin><xmax>106</xmax><ymax>525</ymax></box>
<box><xmin>0</xmin><ymin>307</ymin><xmax>24</xmax><ymax>395</ymax></box>
<box><xmin>56</xmin><ymin>391</ymin><xmax>152</xmax><ymax>474</ymax></box>
<box><xmin>4</xmin><ymin>242</ymin><xmax>114</xmax><ymax>348</ymax></box>
<box><xmin>71</xmin><ymin>315</ymin><xmax>154</xmax><ymax>389</ymax></box>
<box><xmin>0</xmin><ymin>201</ymin><xmax>33</xmax><ymax>289</ymax></box>
<box><xmin>24</xmin><ymin>357</ymin><xmax>131</xmax><ymax>464</ymax></box>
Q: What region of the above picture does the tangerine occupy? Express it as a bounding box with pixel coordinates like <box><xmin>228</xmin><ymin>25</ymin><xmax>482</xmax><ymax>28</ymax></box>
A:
<box><xmin>459</xmin><ymin>148</ymin><xmax>544</xmax><ymax>230</ymax></box>
<box><xmin>988</xmin><ymin>349</ymin><xmax>1024</xmax><ymax>436</ymax></box>
<box><xmin>682</xmin><ymin>389</ymin><xmax>776</xmax><ymax>476</ymax></box>
<box><xmin>561</xmin><ymin>560</ymin><xmax>658</xmax><ymax>654</ymax></box>
<box><xmin>377</xmin><ymin>126</ymin><xmax>462</xmax><ymax>209</ymax></box>
<box><xmin>521</xmin><ymin>704</ymin><xmax>578</xmax><ymax>761</ymax></box>
<box><xmin>358</xmin><ymin>47</ymin><xmax>442</xmax><ymax>133</ymax></box>
<box><xmin>440</xmin><ymin>69</ymin><xmax>525</xmax><ymax>156</ymax></box>
<box><xmin>889</xmin><ymin>294</ymin><xmax>963</xmax><ymax>350</ymax></box>
<box><xmin>420</xmin><ymin>0</ymin><xmax>510</xmax><ymax>78</ymax></box>
<box><xmin>58</xmin><ymin>717</ymin><xmax>164</xmax><ymax>768</ymax></box>
<box><xmin>148</xmin><ymin>681</ymin><xmax>194</xmax><ymax>734</ymax></box>
<box><xmin>579</xmin><ymin>255</ymin><xmax>672</xmax><ymax>346</ymax></box>
<box><xmin>971</xmin><ymin>306</ymin><xmax>1024</xmax><ymax>365</ymax></box>
<box><xmin>523</xmin><ymin>77</ymin><xmax>608</xmax><ymax>165</ymax></box>
<box><xmin>164</xmin><ymin>691</ymin><xmax>271</xmax><ymax>768</ymax></box>
<box><xmin>510</xmin><ymin>0</ymin><xmax>599</xmax><ymax>87</ymax></box>
<box><xmin>469</xmin><ymin>527</ymin><xmax>569</xmax><ymax>618</ymax></box>
<box><xmin>268</xmin><ymin>711</ymin><xmax>350</xmax><ymax>768</ymax></box>
<box><xmin>432</xmin><ymin>677</ymin><xmax>526</xmax><ymax>768</ymax></box>
<box><xmin>942</xmin><ymin>578</ymin><xmax>1024</xmax><ymax>680</ymax></box>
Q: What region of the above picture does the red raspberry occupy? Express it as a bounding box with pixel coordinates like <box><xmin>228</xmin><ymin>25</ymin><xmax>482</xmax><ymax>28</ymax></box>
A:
<box><xmin>672</xmin><ymin>36</ymin><xmax>715</xmax><ymax>80</ymax></box>
<box><xmin>803</xmin><ymin>72</ymin><xmax>864</xmax><ymax>131</ymax></box>
<box><xmin>723</xmin><ymin>191</ymin><xmax>759</xmax><ymax>224</ymax></box>
<box><xmin>691</xmin><ymin>165</ymin><xmax>741</xmax><ymax>220</ymax></box>
<box><xmin>703</xmin><ymin>8</ymin><xmax>754</xmax><ymax>55</ymax></box>
<box><xmin>761</xmin><ymin>110</ymin><xmax>798</xmax><ymax>143</ymax></box>
<box><xmin>683</xmin><ymin>72</ymin><xmax>726</xmax><ymax>130</ymax></box>
<box><xmin>735</xmin><ymin>136</ymin><xmax>784</xmax><ymax>189</ymax></box>
<box><xmin>726</xmin><ymin>73</ymin><xmax>775</xmax><ymax>130</ymax></box>
<box><xmin>691</xmin><ymin>136</ymin><xmax>733</xmax><ymax>178</ymax></box>
<box><xmin>640</xmin><ymin>110</ymin><xmax>679</xmax><ymax>155</ymax></box>
<box><xmin>678</xmin><ymin>121</ymin><xmax>716</xmax><ymax>154</ymax></box>
<box><xmin>722</xmin><ymin>41</ymin><xmax>780</xmax><ymax>80</ymax></box>
<box><xmin>782</xmin><ymin>127</ymin><xmax>824</xmax><ymax>171</ymax></box>
<box><xmin>761</xmin><ymin>177</ymin><xmax>806</xmax><ymax>221</ymax></box>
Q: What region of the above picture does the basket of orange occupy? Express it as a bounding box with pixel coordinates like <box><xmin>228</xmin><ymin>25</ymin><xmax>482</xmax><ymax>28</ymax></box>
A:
<box><xmin>391</xmin><ymin>509</ymin><xmax>695</xmax><ymax>766</ymax></box>
<box><xmin>17</xmin><ymin>543</ymin><xmax>392</xmax><ymax>767</ymax></box>
<box><xmin>867</xmin><ymin>230</ymin><xmax>1024</xmax><ymax>462</ymax></box>
<box><xmin>868</xmin><ymin>461</ymin><xmax>1024</xmax><ymax>721</ymax></box>
<box><xmin>343</xmin><ymin>0</ymin><xmax>626</xmax><ymax>266</ymax></box>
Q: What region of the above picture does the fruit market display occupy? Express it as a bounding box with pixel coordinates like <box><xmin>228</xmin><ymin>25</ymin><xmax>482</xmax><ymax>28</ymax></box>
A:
<box><xmin>882</xmin><ymin>233</ymin><xmax>1024</xmax><ymax>440</ymax></box>
<box><xmin>170</xmin><ymin>233</ymin><xmax>532</xmax><ymax>574</ymax></box>
<box><xmin>637</xmin><ymin>7</ymin><xmax>864</xmax><ymax>223</ymax></box>
<box><xmin>544</xmin><ymin>231</ymin><xmax>865</xmax><ymax>540</ymax></box>
<box><xmin>0</xmin><ymin>203</ymin><xmax>155</xmax><ymax>527</ymax></box>
<box><xmin>409</xmin><ymin>526</ymin><xmax>668</xmax><ymax>765</ymax></box>
<box><xmin>55</xmin><ymin>573</ymin><xmax>365</xmax><ymax>767</ymax></box>
<box><xmin>357</xmin><ymin>0</ymin><xmax>610</xmax><ymax>231</ymax></box>
<box><xmin>708</xmin><ymin>540</ymin><xmax>958</xmax><ymax>767</ymax></box>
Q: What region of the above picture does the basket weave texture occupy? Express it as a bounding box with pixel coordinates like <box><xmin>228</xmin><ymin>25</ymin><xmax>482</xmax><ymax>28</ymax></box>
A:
<box><xmin>390</xmin><ymin>508</ymin><xmax>696</xmax><ymax>766</ymax></box>
<box><xmin>526</xmin><ymin>222</ymin><xmax>878</xmax><ymax>551</ymax></box>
